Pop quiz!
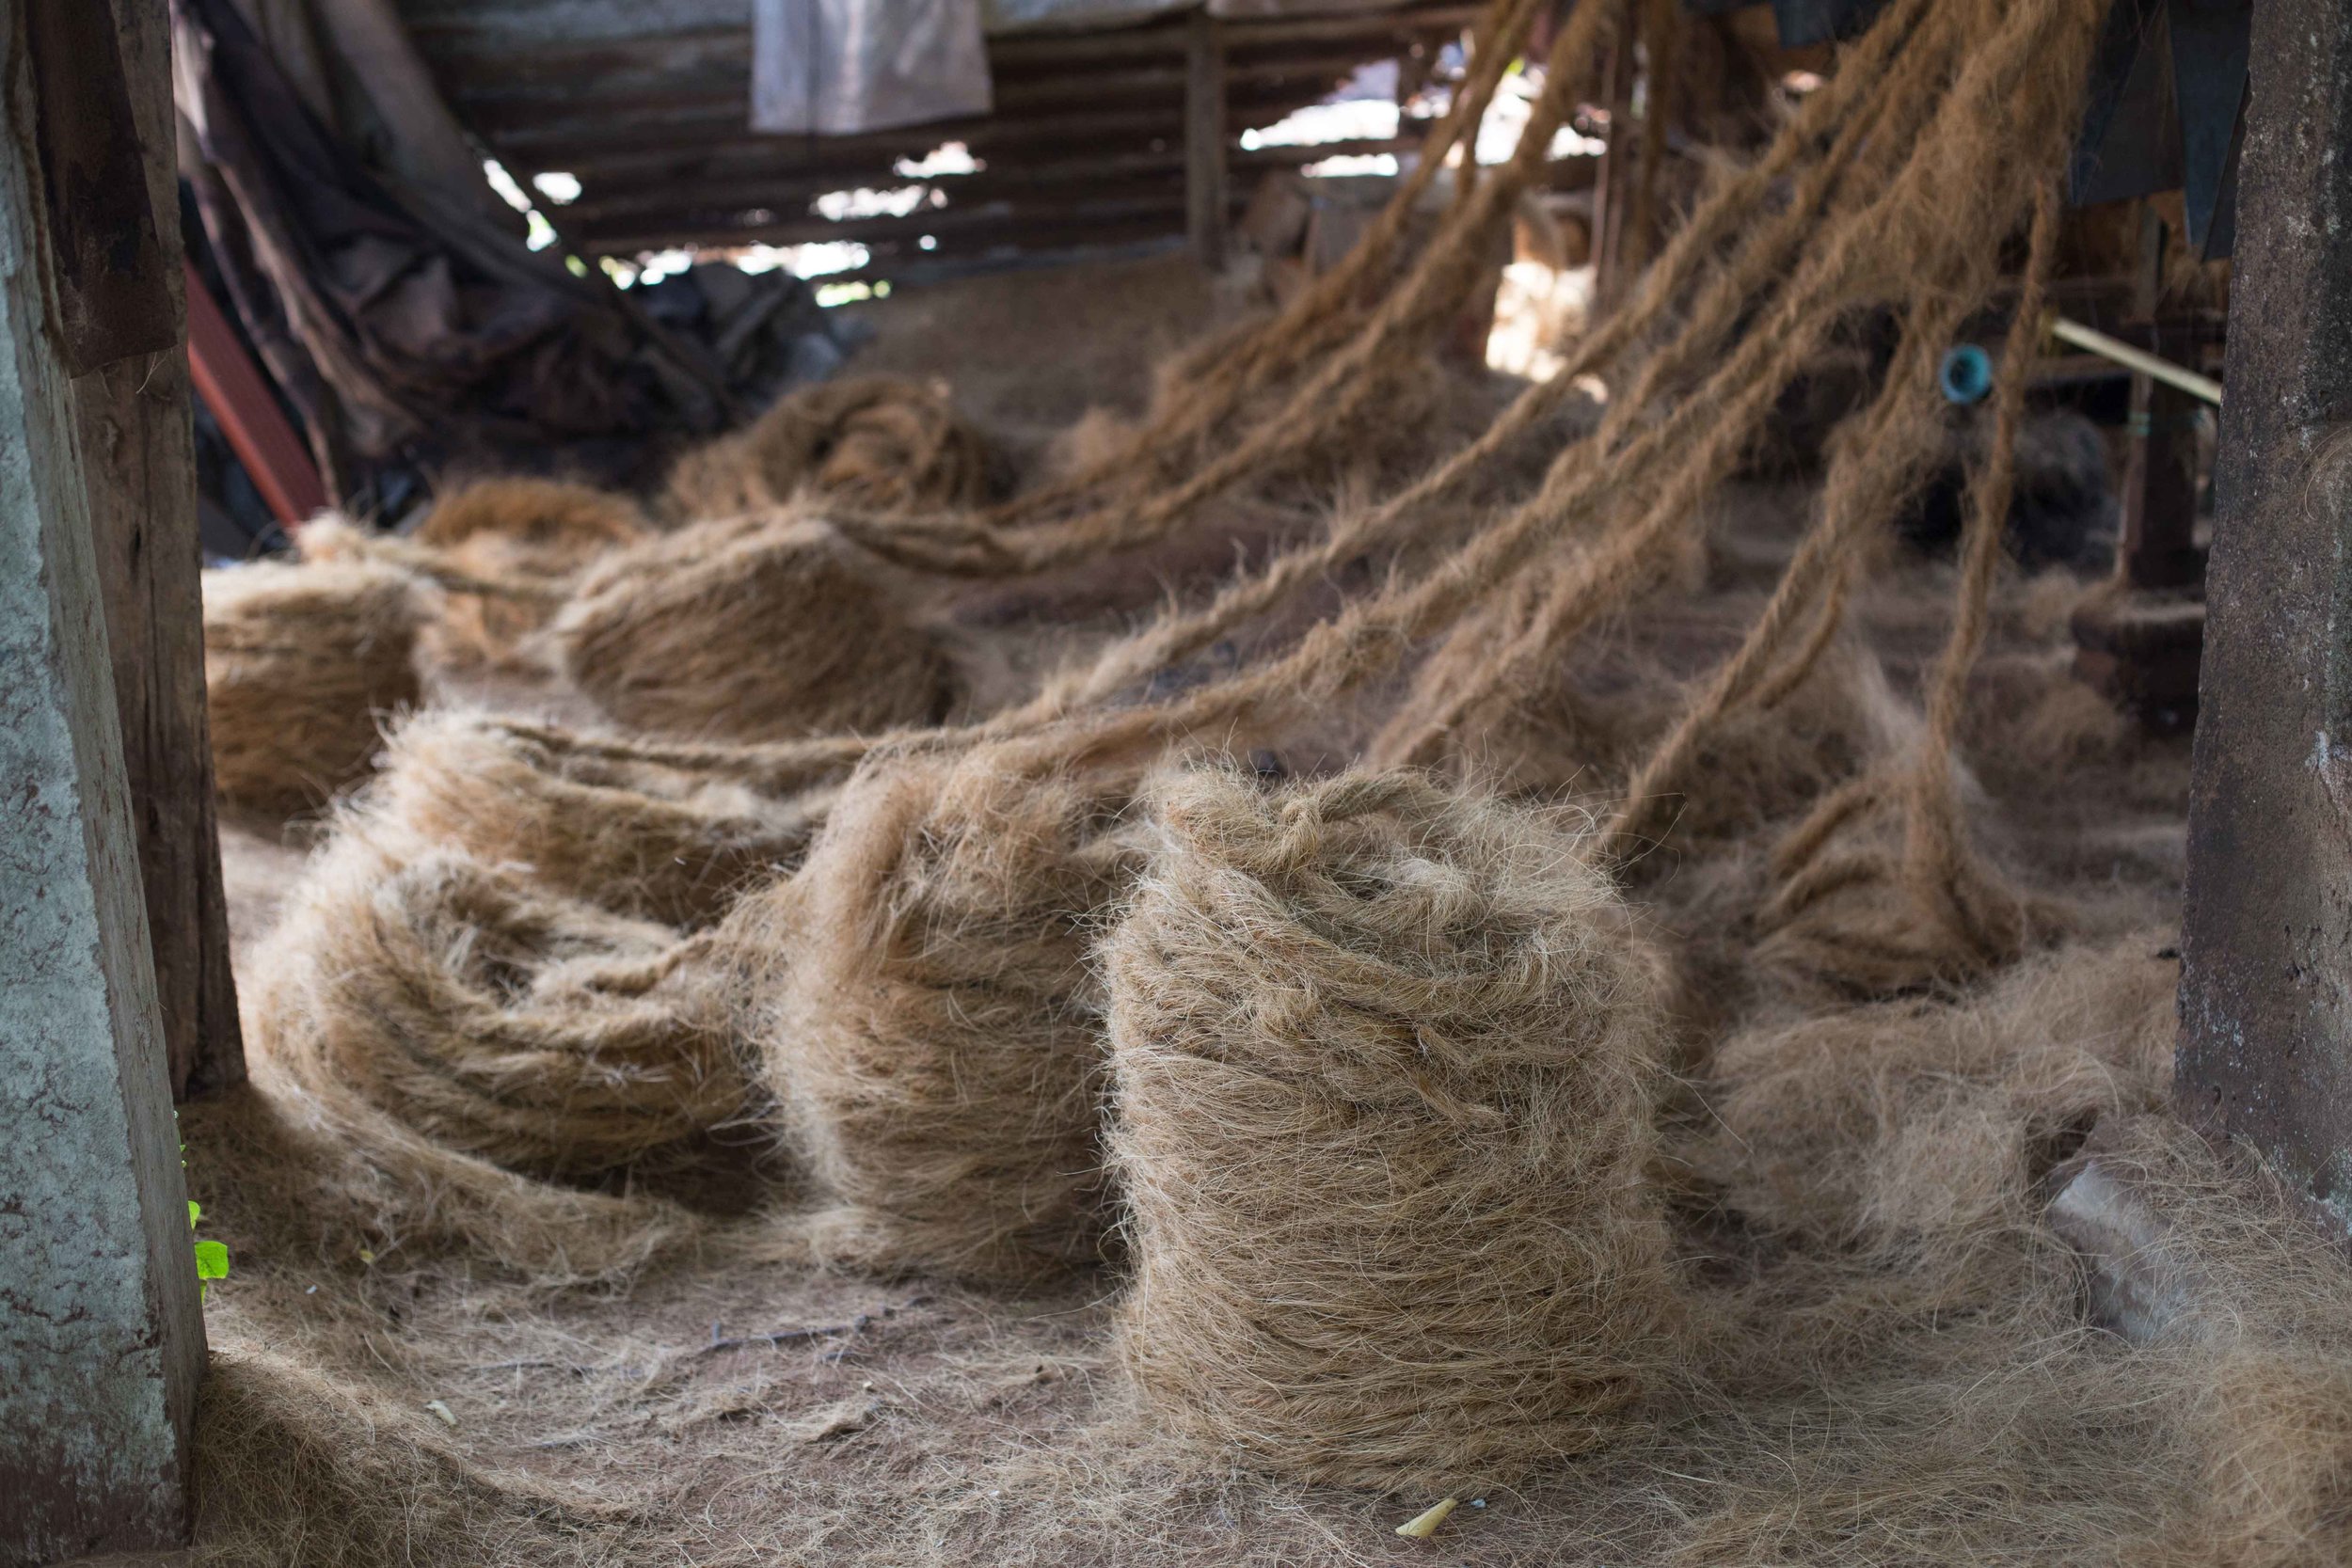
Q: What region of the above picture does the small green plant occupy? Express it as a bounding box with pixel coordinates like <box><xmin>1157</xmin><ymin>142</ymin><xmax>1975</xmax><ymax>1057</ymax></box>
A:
<box><xmin>188</xmin><ymin>1199</ymin><xmax>230</xmax><ymax>1301</ymax></box>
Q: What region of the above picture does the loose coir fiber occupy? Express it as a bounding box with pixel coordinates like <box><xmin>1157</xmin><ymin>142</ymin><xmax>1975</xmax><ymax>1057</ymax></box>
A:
<box><xmin>370</xmin><ymin>710</ymin><xmax>845</xmax><ymax>927</ymax></box>
<box><xmin>1104</xmin><ymin>768</ymin><xmax>1677</xmax><ymax>1490</ymax></box>
<box><xmin>553</xmin><ymin>514</ymin><xmax>959</xmax><ymax>741</ymax></box>
<box><xmin>665</xmin><ymin>376</ymin><xmax>999</xmax><ymax>520</ymax></box>
<box><xmin>203</xmin><ymin>556</ymin><xmax>427</xmax><ymax>816</ymax></box>
<box><xmin>414</xmin><ymin>478</ymin><xmax>649</xmax><ymax>670</ymax></box>
<box><xmin>253</xmin><ymin>827</ymin><xmax>747</xmax><ymax>1184</ymax></box>
<box><xmin>763</xmin><ymin>746</ymin><xmax>1139</xmax><ymax>1284</ymax></box>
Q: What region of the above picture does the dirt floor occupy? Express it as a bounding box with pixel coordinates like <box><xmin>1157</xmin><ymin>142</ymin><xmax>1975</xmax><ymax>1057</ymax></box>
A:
<box><xmin>184</xmin><ymin>249</ymin><xmax>2278</xmax><ymax>1568</ymax></box>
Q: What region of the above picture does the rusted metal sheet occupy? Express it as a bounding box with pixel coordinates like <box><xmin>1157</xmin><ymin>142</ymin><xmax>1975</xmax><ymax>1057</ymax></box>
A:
<box><xmin>2175</xmin><ymin>0</ymin><xmax>2352</xmax><ymax>1236</ymax></box>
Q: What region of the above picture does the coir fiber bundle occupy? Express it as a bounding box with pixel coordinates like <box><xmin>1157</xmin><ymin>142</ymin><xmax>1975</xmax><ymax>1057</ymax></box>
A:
<box><xmin>763</xmin><ymin>745</ymin><xmax>1139</xmax><ymax>1283</ymax></box>
<box><xmin>371</xmin><ymin>710</ymin><xmax>845</xmax><ymax>927</ymax></box>
<box><xmin>665</xmin><ymin>376</ymin><xmax>998</xmax><ymax>520</ymax></box>
<box><xmin>203</xmin><ymin>556</ymin><xmax>427</xmax><ymax>816</ymax></box>
<box><xmin>1104</xmin><ymin>768</ymin><xmax>1677</xmax><ymax>1490</ymax></box>
<box><xmin>1694</xmin><ymin>934</ymin><xmax>2177</xmax><ymax>1248</ymax></box>
<box><xmin>554</xmin><ymin>514</ymin><xmax>959</xmax><ymax>741</ymax></box>
<box><xmin>254</xmin><ymin>827</ymin><xmax>746</xmax><ymax>1181</ymax></box>
<box><xmin>244</xmin><ymin>829</ymin><xmax>740</xmax><ymax>1283</ymax></box>
<box><xmin>414</xmin><ymin>478</ymin><xmax>649</xmax><ymax>670</ymax></box>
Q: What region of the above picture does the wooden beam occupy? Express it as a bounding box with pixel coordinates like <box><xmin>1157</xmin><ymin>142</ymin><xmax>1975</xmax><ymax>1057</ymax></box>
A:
<box><xmin>64</xmin><ymin>0</ymin><xmax>244</xmax><ymax>1102</ymax></box>
<box><xmin>1589</xmin><ymin>0</ymin><xmax>1638</xmax><ymax>313</ymax></box>
<box><xmin>463</xmin><ymin>55</ymin><xmax>1354</xmax><ymax>155</ymax></box>
<box><xmin>0</xmin><ymin>2</ymin><xmax>205</xmax><ymax>1556</ymax></box>
<box><xmin>2176</xmin><ymin>0</ymin><xmax>2352</xmax><ymax>1236</ymax></box>
<box><xmin>2116</xmin><ymin>202</ymin><xmax>2203</xmax><ymax>590</ymax></box>
<box><xmin>556</xmin><ymin>133</ymin><xmax>1423</xmax><ymax>231</ymax></box>
<box><xmin>1186</xmin><ymin>8</ymin><xmax>1230</xmax><ymax>269</ymax></box>
<box><xmin>581</xmin><ymin>187</ymin><xmax>1205</xmax><ymax>258</ymax></box>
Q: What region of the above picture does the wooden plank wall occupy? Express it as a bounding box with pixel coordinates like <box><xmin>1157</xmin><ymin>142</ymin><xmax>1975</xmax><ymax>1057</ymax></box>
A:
<box><xmin>399</xmin><ymin>0</ymin><xmax>1483</xmax><ymax>270</ymax></box>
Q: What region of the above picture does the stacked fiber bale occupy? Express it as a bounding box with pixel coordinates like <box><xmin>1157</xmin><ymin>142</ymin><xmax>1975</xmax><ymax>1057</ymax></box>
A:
<box><xmin>203</xmin><ymin>557</ymin><xmax>427</xmax><ymax>816</ymax></box>
<box><xmin>553</xmin><ymin>514</ymin><xmax>959</xmax><ymax>741</ymax></box>
<box><xmin>764</xmin><ymin>746</ymin><xmax>1139</xmax><ymax>1283</ymax></box>
<box><xmin>665</xmin><ymin>376</ymin><xmax>998</xmax><ymax>520</ymax></box>
<box><xmin>370</xmin><ymin>711</ymin><xmax>845</xmax><ymax>927</ymax></box>
<box><xmin>1105</xmin><ymin>768</ymin><xmax>1677</xmax><ymax>1489</ymax></box>
<box><xmin>412</xmin><ymin>478</ymin><xmax>648</xmax><ymax>670</ymax></box>
<box><xmin>254</xmin><ymin>827</ymin><xmax>747</xmax><ymax>1183</ymax></box>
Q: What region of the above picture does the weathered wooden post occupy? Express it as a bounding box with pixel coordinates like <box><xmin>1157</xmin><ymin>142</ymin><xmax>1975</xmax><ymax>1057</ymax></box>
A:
<box><xmin>67</xmin><ymin>0</ymin><xmax>245</xmax><ymax>1102</ymax></box>
<box><xmin>1185</xmin><ymin>8</ymin><xmax>1229</xmax><ymax>269</ymax></box>
<box><xmin>0</xmin><ymin>0</ymin><xmax>206</xmax><ymax>1559</ymax></box>
<box><xmin>2176</xmin><ymin>0</ymin><xmax>2352</xmax><ymax>1231</ymax></box>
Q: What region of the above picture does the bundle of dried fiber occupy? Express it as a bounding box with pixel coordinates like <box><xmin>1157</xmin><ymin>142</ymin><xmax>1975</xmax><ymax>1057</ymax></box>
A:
<box><xmin>664</xmin><ymin>376</ymin><xmax>998</xmax><ymax>520</ymax></box>
<box><xmin>412</xmin><ymin>478</ymin><xmax>648</xmax><ymax>670</ymax></box>
<box><xmin>1105</xmin><ymin>768</ymin><xmax>1677</xmax><ymax>1490</ymax></box>
<box><xmin>1693</xmin><ymin>935</ymin><xmax>2176</xmax><ymax>1246</ymax></box>
<box><xmin>203</xmin><ymin>556</ymin><xmax>427</xmax><ymax>816</ymax></box>
<box><xmin>763</xmin><ymin>744</ymin><xmax>1139</xmax><ymax>1283</ymax></box>
<box><xmin>553</xmin><ymin>514</ymin><xmax>959</xmax><ymax>741</ymax></box>
<box><xmin>258</xmin><ymin>827</ymin><xmax>746</xmax><ymax>1179</ymax></box>
<box><xmin>371</xmin><ymin>710</ymin><xmax>845</xmax><ymax>927</ymax></box>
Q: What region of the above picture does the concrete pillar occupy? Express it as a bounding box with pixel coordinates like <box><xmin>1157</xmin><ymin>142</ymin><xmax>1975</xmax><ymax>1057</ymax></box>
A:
<box><xmin>0</xmin><ymin>2</ymin><xmax>205</xmax><ymax>1560</ymax></box>
<box><xmin>2176</xmin><ymin>0</ymin><xmax>2352</xmax><ymax>1232</ymax></box>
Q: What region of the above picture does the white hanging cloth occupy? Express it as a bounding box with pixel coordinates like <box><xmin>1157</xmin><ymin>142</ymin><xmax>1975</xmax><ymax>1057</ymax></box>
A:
<box><xmin>752</xmin><ymin>0</ymin><xmax>995</xmax><ymax>135</ymax></box>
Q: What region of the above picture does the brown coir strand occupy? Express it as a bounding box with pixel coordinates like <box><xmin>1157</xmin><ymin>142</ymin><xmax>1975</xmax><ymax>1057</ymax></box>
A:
<box><xmin>760</xmin><ymin>745</ymin><xmax>1140</xmax><ymax>1284</ymax></box>
<box><xmin>369</xmin><ymin>710</ymin><xmax>847</xmax><ymax>927</ymax></box>
<box><xmin>1104</xmin><ymin>768</ymin><xmax>1677</xmax><ymax>1491</ymax></box>
<box><xmin>413</xmin><ymin>478</ymin><xmax>649</xmax><ymax>670</ymax></box>
<box><xmin>202</xmin><ymin>556</ymin><xmax>427</xmax><ymax>817</ymax></box>
<box><xmin>552</xmin><ymin>513</ymin><xmax>960</xmax><ymax>741</ymax></box>
<box><xmin>664</xmin><ymin>375</ymin><xmax>999</xmax><ymax>520</ymax></box>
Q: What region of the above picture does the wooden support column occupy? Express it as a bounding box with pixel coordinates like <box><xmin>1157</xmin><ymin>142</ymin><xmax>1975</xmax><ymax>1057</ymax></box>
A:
<box><xmin>68</xmin><ymin>0</ymin><xmax>244</xmax><ymax>1101</ymax></box>
<box><xmin>0</xmin><ymin>4</ymin><xmax>205</xmax><ymax>1559</ymax></box>
<box><xmin>2176</xmin><ymin>0</ymin><xmax>2352</xmax><ymax>1232</ymax></box>
<box><xmin>2117</xmin><ymin>202</ymin><xmax>2203</xmax><ymax>590</ymax></box>
<box><xmin>1589</xmin><ymin>0</ymin><xmax>1638</xmax><ymax>313</ymax></box>
<box><xmin>1185</xmin><ymin>8</ymin><xmax>1229</xmax><ymax>270</ymax></box>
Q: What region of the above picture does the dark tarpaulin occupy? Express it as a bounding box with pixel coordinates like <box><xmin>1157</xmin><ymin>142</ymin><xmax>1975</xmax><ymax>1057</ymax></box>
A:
<box><xmin>170</xmin><ymin>0</ymin><xmax>727</xmax><ymax>493</ymax></box>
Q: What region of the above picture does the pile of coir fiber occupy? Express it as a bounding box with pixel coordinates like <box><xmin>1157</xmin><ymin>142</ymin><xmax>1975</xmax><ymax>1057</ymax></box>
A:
<box><xmin>664</xmin><ymin>375</ymin><xmax>1001</xmax><ymax>519</ymax></box>
<box><xmin>412</xmin><ymin>478</ymin><xmax>650</xmax><ymax>670</ymax></box>
<box><xmin>552</xmin><ymin>514</ymin><xmax>961</xmax><ymax>741</ymax></box>
<box><xmin>202</xmin><ymin>556</ymin><xmax>426</xmax><ymax>816</ymax></box>
<box><xmin>759</xmin><ymin>744</ymin><xmax>1140</xmax><ymax>1284</ymax></box>
<box><xmin>1106</xmin><ymin>768</ymin><xmax>1677</xmax><ymax>1490</ymax></box>
<box><xmin>176</xmin><ymin>0</ymin><xmax>2352</xmax><ymax>1558</ymax></box>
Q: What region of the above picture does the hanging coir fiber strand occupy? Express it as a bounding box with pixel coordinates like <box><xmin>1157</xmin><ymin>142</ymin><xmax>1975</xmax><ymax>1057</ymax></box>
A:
<box><xmin>826</xmin><ymin>0</ymin><xmax>1616</xmax><ymax>579</ymax></box>
<box><xmin>975</xmin><ymin>0</ymin><xmax>1544</xmax><ymax>531</ymax></box>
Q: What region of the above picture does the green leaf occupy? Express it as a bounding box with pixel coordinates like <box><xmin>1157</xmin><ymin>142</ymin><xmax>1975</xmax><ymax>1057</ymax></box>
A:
<box><xmin>187</xmin><ymin>1200</ymin><xmax>201</xmax><ymax>1230</ymax></box>
<box><xmin>193</xmin><ymin>1239</ymin><xmax>230</xmax><ymax>1281</ymax></box>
